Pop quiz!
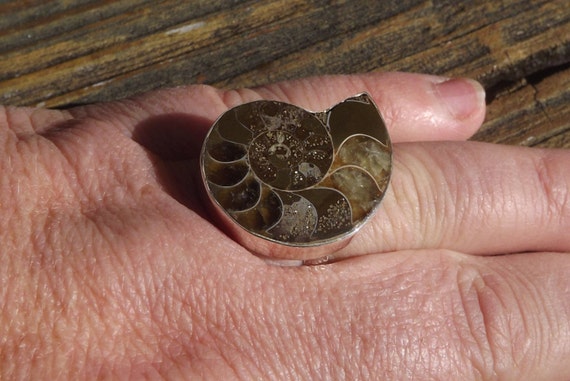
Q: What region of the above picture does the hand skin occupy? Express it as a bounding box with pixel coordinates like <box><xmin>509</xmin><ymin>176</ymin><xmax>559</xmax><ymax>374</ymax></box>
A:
<box><xmin>1</xmin><ymin>73</ymin><xmax>569</xmax><ymax>380</ymax></box>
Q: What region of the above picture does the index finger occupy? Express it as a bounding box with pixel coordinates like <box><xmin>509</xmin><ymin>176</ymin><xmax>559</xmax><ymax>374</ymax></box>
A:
<box><xmin>68</xmin><ymin>72</ymin><xmax>486</xmax><ymax>159</ymax></box>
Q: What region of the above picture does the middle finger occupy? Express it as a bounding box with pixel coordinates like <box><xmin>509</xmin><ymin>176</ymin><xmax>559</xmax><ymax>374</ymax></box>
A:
<box><xmin>337</xmin><ymin>141</ymin><xmax>570</xmax><ymax>258</ymax></box>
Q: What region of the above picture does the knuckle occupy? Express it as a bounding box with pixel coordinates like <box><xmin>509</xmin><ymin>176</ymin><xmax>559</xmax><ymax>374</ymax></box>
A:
<box><xmin>210</xmin><ymin>86</ymin><xmax>264</xmax><ymax>110</ymax></box>
<box><xmin>533</xmin><ymin>152</ymin><xmax>570</xmax><ymax>226</ymax></box>
<box><xmin>456</xmin><ymin>263</ymin><xmax>502</xmax><ymax>380</ymax></box>
<box><xmin>455</xmin><ymin>261</ymin><xmax>547</xmax><ymax>380</ymax></box>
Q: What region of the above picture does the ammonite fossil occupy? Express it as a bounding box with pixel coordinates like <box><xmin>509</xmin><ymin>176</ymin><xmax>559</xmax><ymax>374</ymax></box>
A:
<box><xmin>200</xmin><ymin>93</ymin><xmax>392</xmax><ymax>263</ymax></box>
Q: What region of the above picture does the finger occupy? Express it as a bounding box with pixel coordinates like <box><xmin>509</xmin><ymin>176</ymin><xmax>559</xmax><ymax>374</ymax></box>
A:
<box><xmin>274</xmin><ymin>250</ymin><xmax>570</xmax><ymax>380</ymax></box>
<box><xmin>0</xmin><ymin>105</ymin><xmax>73</xmax><ymax>135</ymax></box>
<box><xmin>252</xmin><ymin>73</ymin><xmax>486</xmax><ymax>142</ymax></box>
<box><xmin>338</xmin><ymin>141</ymin><xmax>570</xmax><ymax>258</ymax></box>
<box><xmin>70</xmin><ymin>73</ymin><xmax>485</xmax><ymax>160</ymax></box>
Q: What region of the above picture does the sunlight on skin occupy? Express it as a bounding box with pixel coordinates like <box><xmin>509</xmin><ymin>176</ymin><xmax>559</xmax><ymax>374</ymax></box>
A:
<box><xmin>0</xmin><ymin>73</ymin><xmax>569</xmax><ymax>380</ymax></box>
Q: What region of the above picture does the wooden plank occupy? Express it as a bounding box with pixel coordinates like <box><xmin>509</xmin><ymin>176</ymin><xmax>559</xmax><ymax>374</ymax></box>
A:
<box><xmin>0</xmin><ymin>0</ymin><xmax>318</xmax><ymax>105</ymax></box>
<box><xmin>219</xmin><ymin>0</ymin><xmax>567</xmax><ymax>88</ymax></box>
<box><xmin>0</xmin><ymin>0</ymin><xmax>251</xmax><ymax>78</ymax></box>
<box><xmin>473</xmin><ymin>64</ymin><xmax>570</xmax><ymax>148</ymax></box>
<box><xmin>0</xmin><ymin>0</ymin><xmax>568</xmax><ymax>148</ymax></box>
<box><xmin>0</xmin><ymin>0</ymin><xmax>153</xmax><ymax>53</ymax></box>
<box><xmin>0</xmin><ymin>0</ymin><xmax>99</xmax><ymax>33</ymax></box>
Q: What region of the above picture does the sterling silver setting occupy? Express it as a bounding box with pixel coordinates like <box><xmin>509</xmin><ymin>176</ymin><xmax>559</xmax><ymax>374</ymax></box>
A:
<box><xmin>200</xmin><ymin>93</ymin><xmax>392</xmax><ymax>263</ymax></box>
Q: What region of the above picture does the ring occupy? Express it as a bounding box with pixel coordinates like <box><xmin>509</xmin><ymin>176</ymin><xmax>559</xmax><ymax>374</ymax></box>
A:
<box><xmin>200</xmin><ymin>93</ymin><xmax>392</xmax><ymax>265</ymax></box>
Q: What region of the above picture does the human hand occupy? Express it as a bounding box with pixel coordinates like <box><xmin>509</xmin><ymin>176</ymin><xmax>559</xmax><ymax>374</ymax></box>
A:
<box><xmin>1</xmin><ymin>73</ymin><xmax>569</xmax><ymax>380</ymax></box>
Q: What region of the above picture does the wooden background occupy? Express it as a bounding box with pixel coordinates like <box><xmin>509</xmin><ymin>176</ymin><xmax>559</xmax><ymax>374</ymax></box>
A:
<box><xmin>0</xmin><ymin>0</ymin><xmax>568</xmax><ymax>148</ymax></box>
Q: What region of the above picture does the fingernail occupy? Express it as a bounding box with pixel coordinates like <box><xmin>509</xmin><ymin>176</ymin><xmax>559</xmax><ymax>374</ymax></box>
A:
<box><xmin>435</xmin><ymin>78</ymin><xmax>486</xmax><ymax>120</ymax></box>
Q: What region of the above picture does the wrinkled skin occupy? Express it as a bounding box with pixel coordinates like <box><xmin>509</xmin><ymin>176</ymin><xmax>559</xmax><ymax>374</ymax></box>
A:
<box><xmin>1</xmin><ymin>73</ymin><xmax>569</xmax><ymax>380</ymax></box>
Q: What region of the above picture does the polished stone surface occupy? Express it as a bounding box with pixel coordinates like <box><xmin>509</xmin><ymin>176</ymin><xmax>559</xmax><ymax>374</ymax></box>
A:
<box><xmin>201</xmin><ymin>94</ymin><xmax>392</xmax><ymax>250</ymax></box>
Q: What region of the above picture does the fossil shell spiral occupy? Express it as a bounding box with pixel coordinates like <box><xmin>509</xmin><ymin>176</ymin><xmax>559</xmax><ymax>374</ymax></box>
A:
<box><xmin>200</xmin><ymin>93</ymin><xmax>392</xmax><ymax>262</ymax></box>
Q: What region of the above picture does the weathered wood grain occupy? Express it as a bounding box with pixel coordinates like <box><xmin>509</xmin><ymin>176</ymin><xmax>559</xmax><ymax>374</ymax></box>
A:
<box><xmin>473</xmin><ymin>63</ymin><xmax>570</xmax><ymax>148</ymax></box>
<box><xmin>0</xmin><ymin>0</ymin><xmax>568</xmax><ymax>147</ymax></box>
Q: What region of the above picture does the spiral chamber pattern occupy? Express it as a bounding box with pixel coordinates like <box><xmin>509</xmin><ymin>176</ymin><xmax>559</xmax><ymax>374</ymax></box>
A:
<box><xmin>201</xmin><ymin>94</ymin><xmax>392</xmax><ymax>246</ymax></box>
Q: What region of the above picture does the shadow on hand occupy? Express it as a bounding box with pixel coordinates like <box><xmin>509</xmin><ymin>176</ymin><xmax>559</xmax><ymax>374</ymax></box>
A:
<box><xmin>132</xmin><ymin>113</ymin><xmax>212</xmax><ymax>160</ymax></box>
<box><xmin>132</xmin><ymin>113</ymin><xmax>214</xmax><ymax>217</ymax></box>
